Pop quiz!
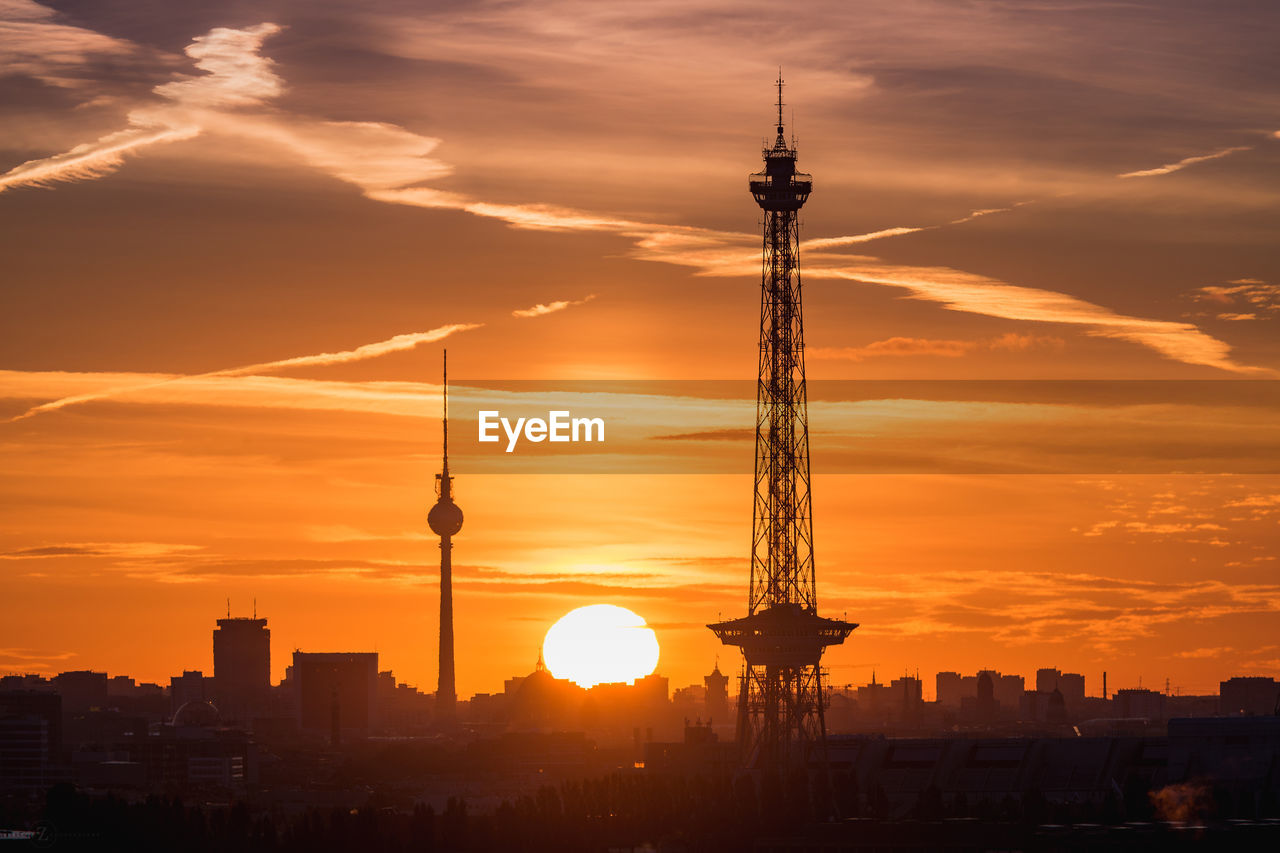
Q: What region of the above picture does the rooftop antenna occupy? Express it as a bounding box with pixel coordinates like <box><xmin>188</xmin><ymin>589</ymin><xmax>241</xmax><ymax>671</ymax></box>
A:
<box><xmin>253</xmin><ymin>598</ymin><xmax>257</xmax><ymax>619</ymax></box>
<box><xmin>226</xmin><ymin>597</ymin><xmax>230</xmax><ymax>618</ymax></box>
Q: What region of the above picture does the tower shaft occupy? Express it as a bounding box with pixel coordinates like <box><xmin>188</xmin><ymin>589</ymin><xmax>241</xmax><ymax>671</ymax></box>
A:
<box><xmin>752</xmin><ymin>195</ymin><xmax>813</xmax><ymax>612</ymax></box>
<box><xmin>437</xmin><ymin>533</ymin><xmax>456</xmax><ymax>715</ymax></box>
<box><xmin>710</xmin><ymin>76</ymin><xmax>854</xmax><ymax>779</ymax></box>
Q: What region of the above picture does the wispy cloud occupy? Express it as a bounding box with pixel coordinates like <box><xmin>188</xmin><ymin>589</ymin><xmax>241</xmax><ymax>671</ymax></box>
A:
<box><xmin>2</xmin><ymin>20</ymin><xmax>1269</xmax><ymax>376</ymax></box>
<box><xmin>800</xmin><ymin>206</ymin><xmax>1027</xmax><ymax>251</ymax></box>
<box><xmin>1190</xmin><ymin>279</ymin><xmax>1280</xmax><ymax>319</ymax></box>
<box><xmin>0</xmin><ymin>22</ymin><xmax>286</xmax><ymax>192</ymax></box>
<box><xmin>0</xmin><ymin>542</ymin><xmax>202</xmax><ymax>559</ymax></box>
<box><xmin>0</xmin><ymin>0</ymin><xmax>138</xmax><ymax>89</ymax></box>
<box><xmin>4</xmin><ymin>323</ymin><xmax>480</xmax><ymax>423</ymax></box>
<box><xmin>512</xmin><ymin>294</ymin><xmax>596</xmax><ymax>318</ymax></box>
<box><xmin>809</xmin><ymin>332</ymin><xmax>1063</xmax><ymax>361</ymax></box>
<box><xmin>0</xmin><ymin>21</ymin><xmax>453</xmax><ymax>198</ymax></box>
<box><xmin>1118</xmin><ymin>145</ymin><xmax>1252</xmax><ymax>178</ymax></box>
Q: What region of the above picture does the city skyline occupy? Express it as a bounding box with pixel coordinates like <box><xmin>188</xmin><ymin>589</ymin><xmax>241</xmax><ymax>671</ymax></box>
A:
<box><xmin>3</xmin><ymin>0</ymin><xmax>1279</xmax><ymax>701</ymax></box>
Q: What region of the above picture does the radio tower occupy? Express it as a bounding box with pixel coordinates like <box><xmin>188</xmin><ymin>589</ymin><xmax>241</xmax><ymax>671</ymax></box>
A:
<box><xmin>709</xmin><ymin>75</ymin><xmax>856</xmax><ymax>779</ymax></box>
<box><xmin>428</xmin><ymin>350</ymin><xmax>464</xmax><ymax>726</ymax></box>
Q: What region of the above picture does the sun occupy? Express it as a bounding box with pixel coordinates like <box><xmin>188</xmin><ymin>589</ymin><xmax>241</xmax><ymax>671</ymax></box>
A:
<box><xmin>542</xmin><ymin>604</ymin><xmax>660</xmax><ymax>688</ymax></box>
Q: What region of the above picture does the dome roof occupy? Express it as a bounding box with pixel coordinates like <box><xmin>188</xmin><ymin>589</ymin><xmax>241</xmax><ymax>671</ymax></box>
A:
<box><xmin>172</xmin><ymin>699</ymin><xmax>220</xmax><ymax>727</ymax></box>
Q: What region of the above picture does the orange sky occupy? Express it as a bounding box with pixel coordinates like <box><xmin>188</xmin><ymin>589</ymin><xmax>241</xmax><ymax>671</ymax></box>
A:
<box><xmin>2</xmin><ymin>0</ymin><xmax>1278</xmax><ymax>699</ymax></box>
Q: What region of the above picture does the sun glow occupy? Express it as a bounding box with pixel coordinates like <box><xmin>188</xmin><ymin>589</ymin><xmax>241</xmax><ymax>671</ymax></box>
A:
<box><xmin>542</xmin><ymin>604</ymin><xmax>660</xmax><ymax>688</ymax></box>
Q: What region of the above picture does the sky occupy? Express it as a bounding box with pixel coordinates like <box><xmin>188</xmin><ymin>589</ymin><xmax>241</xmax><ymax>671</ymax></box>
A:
<box><xmin>1</xmin><ymin>0</ymin><xmax>1279</xmax><ymax>699</ymax></box>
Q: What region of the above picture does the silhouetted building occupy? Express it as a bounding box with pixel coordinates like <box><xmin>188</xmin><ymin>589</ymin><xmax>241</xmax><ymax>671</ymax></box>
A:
<box><xmin>169</xmin><ymin>670</ymin><xmax>209</xmax><ymax>714</ymax></box>
<box><xmin>976</xmin><ymin>672</ymin><xmax>996</xmax><ymax>721</ymax></box>
<box><xmin>1116</xmin><ymin>687</ymin><xmax>1166</xmax><ymax>720</ymax></box>
<box><xmin>292</xmin><ymin>652</ymin><xmax>378</xmax><ymax>740</ymax></box>
<box><xmin>704</xmin><ymin>663</ymin><xmax>729</xmax><ymax>723</ymax></box>
<box><xmin>1220</xmin><ymin>676</ymin><xmax>1280</xmax><ymax>716</ymax></box>
<box><xmin>0</xmin><ymin>691</ymin><xmax>62</xmax><ymax>792</ymax></box>
<box><xmin>644</xmin><ymin>720</ymin><xmax>737</xmax><ymax>775</ymax></box>
<box><xmin>891</xmin><ymin>675</ymin><xmax>924</xmax><ymax>722</ymax></box>
<box><xmin>213</xmin><ymin>616</ymin><xmax>270</xmax><ymax>721</ymax></box>
<box><xmin>857</xmin><ymin>672</ymin><xmax>893</xmax><ymax>723</ymax></box>
<box><xmin>52</xmin><ymin>670</ymin><xmax>108</xmax><ymax>715</ymax></box>
<box><xmin>1035</xmin><ymin>667</ymin><xmax>1085</xmax><ymax>713</ymax></box>
<box><xmin>376</xmin><ymin>670</ymin><xmax>434</xmax><ymax>733</ymax></box>
<box><xmin>936</xmin><ymin>671</ymin><xmax>964</xmax><ymax>708</ymax></box>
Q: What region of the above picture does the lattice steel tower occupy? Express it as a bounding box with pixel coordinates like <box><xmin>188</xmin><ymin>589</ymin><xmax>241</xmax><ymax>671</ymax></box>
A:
<box><xmin>709</xmin><ymin>76</ymin><xmax>856</xmax><ymax>777</ymax></box>
<box><xmin>428</xmin><ymin>350</ymin><xmax>463</xmax><ymax>726</ymax></box>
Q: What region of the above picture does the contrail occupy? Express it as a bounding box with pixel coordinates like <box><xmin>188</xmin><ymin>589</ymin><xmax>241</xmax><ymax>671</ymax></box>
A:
<box><xmin>5</xmin><ymin>323</ymin><xmax>481</xmax><ymax>424</ymax></box>
<box><xmin>511</xmin><ymin>294</ymin><xmax>596</xmax><ymax>318</ymax></box>
<box><xmin>1118</xmin><ymin>145</ymin><xmax>1252</xmax><ymax>178</ymax></box>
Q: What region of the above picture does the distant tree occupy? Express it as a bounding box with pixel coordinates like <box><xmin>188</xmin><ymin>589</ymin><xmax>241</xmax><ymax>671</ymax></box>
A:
<box><xmin>441</xmin><ymin>797</ymin><xmax>467</xmax><ymax>851</ymax></box>
<box><xmin>410</xmin><ymin>802</ymin><xmax>435</xmax><ymax>852</ymax></box>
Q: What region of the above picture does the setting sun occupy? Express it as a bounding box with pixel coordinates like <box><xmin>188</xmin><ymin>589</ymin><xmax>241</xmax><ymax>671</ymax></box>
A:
<box><xmin>542</xmin><ymin>604</ymin><xmax>661</xmax><ymax>688</ymax></box>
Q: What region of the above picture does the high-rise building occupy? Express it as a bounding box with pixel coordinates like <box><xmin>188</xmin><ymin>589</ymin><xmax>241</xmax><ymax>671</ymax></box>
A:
<box><xmin>0</xmin><ymin>691</ymin><xmax>62</xmax><ymax>792</ymax></box>
<box><xmin>1036</xmin><ymin>667</ymin><xmax>1062</xmax><ymax>694</ymax></box>
<box><xmin>292</xmin><ymin>652</ymin><xmax>378</xmax><ymax>741</ymax></box>
<box><xmin>1058</xmin><ymin>672</ymin><xmax>1086</xmax><ymax>710</ymax></box>
<box><xmin>213</xmin><ymin>615</ymin><xmax>270</xmax><ymax>721</ymax></box>
<box><xmin>936</xmin><ymin>671</ymin><xmax>964</xmax><ymax>708</ymax></box>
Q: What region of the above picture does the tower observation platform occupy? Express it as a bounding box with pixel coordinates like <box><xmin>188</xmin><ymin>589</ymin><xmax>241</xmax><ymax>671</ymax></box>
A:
<box><xmin>709</xmin><ymin>76</ymin><xmax>856</xmax><ymax>778</ymax></box>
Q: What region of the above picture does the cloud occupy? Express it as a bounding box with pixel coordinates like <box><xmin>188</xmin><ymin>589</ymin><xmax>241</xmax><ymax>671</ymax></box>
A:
<box><xmin>808</xmin><ymin>333</ymin><xmax>1063</xmax><ymax>361</ymax></box>
<box><xmin>512</xmin><ymin>294</ymin><xmax>596</xmax><ymax>318</ymax></box>
<box><xmin>799</xmin><ymin>206</ymin><xmax>1026</xmax><ymax>251</ymax></box>
<box><xmin>4</xmin><ymin>322</ymin><xmax>480</xmax><ymax>423</ymax></box>
<box><xmin>2</xmin><ymin>20</ymin><xmax>1269</xmax><ymax>377</ymax></box>
<box><xmin>150</xmin><ymin>24</ymin><xmax>284</xmax><ymax>108</ymax></box>
<box><xmin>0</xmin><ymin>0</ymin><xmax>138</xmax><ymax>89</ymax></box>
<box><xmin>0</xmin><ymin>124</ymin><xmax>203</xmax><ymax>191</ymax></box>
<box><xmin>1191</xmin><ymin>280</ymin><xmax>1280</xmax><ymax>318</ymax></box>
<box><xmin>1174</xmin><ymin>646</ymin><xmax>1233</xmax><ymax>659</ymax></box>
<box><xmin>0</xmin><ymin>542</ymin><xmax>202</xmax><ymax>559</ymax></box>
<box><xmin>1117</xmin><ymin>145</ymin><xmax>1252</xmax><ymax>178</ymax></box>
<box><xmin>0</xmin><ymin>23</ymin><xmax>287</xmax><ymax>192</ymax></box>
<box><xmin>802</xmin><ymin>226</ymin><xmax>926</xmax><ymax>250</ymax></box>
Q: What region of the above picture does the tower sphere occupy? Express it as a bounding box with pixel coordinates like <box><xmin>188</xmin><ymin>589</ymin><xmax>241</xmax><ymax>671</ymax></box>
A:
<box><xmin>428</xmin><ymin>497</ymin><xmax>463</xmax><ymax>536</ymax></box>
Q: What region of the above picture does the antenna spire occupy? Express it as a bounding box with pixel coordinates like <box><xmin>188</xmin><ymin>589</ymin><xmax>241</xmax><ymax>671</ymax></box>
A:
<box><xmin>776</xmin><ymin>69</ymin><xmax>785</xmax><ymax>133</ymax></box>
<box><xmin>442</xmin><ymin>349</ymin><xmax>448</xmax><ymax>471</ymax></box>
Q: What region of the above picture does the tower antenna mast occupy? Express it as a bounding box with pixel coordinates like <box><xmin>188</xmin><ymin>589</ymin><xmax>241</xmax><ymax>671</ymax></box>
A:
<box><xmin>428</xmin><ymin>349</ymin><xmax>464</xmax><ymax>727</ymax></box>
<box><xmin>710</xmin><ymin>75</ymin><xmax>856</xmax><ymax>786</ymax></box>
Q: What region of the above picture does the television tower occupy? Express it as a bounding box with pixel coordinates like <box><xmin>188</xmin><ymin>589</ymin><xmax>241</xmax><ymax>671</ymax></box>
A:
<box><xmin>428</xmin><ymin>350</ymin><xmax>464</xmax><ymax>725</ymax></box>
<box><xmin>709</xmin><ymin>76</ymin><xmax>856</xmax><ymax>778</ymax></box>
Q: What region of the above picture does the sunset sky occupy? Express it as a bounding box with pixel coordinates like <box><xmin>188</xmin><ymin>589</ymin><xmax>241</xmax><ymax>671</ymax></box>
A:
<box><xmin>2</xmin><ymin>0</ymin><xmax>1279</xmax><ymax>699</ymax></box>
